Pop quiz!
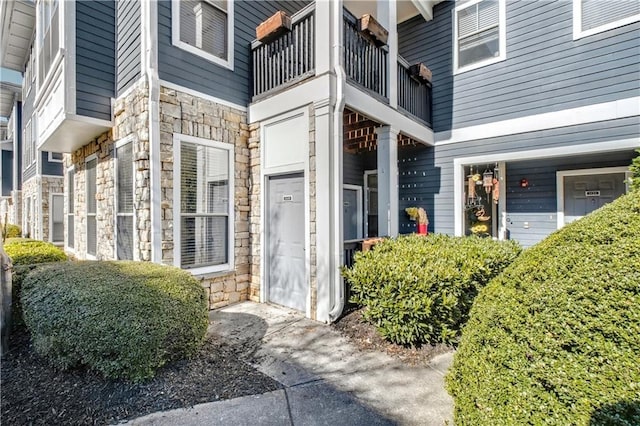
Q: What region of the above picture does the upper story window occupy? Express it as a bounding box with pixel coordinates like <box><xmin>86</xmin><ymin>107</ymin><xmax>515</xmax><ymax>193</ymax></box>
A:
<box><xmin>172</xmin><ymin>0</ymin><xmax>234</xmax><ymax>70</ymax></box>
<box><xmin>174</xmin><ymin>134</ymin><xmax>234</xmax><ymax>275</ymax></box>
<box><xmin>23</xmin><ymin>118</ymin><xmax>37</xmax><ymax>167</ymax></box>
<box><xmin>573</xmin><ymin>0</ymin><xmax>640</xmax><ymax>39</ymax></box>
<box><xmin>37</xmin><ymin>0</ymin><xmax>60</xmax><ymax>85</ymax></box>
<box><xmin>454</xmin><ymin>0</ymin><xmax>506</xmax><ymax>74</ymax></box>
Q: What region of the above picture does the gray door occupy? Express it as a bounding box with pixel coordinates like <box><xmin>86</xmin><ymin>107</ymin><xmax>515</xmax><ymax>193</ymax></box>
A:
<box><xmin>564</xmin><ymin>173</ymin><xmax>626</xmax><ymax>225</ymax></box>
<box><xmin>343</xmin><ymin>187</ymin><xmax>360</xmax><ymax>240</ymax></box>
<box><xmin>267</xmin><ymin>174</ymin><xmax>306</xmax><ymax>312</ymax></box>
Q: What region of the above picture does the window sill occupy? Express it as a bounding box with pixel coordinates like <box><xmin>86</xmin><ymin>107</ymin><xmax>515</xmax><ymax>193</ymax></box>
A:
<box><xmin>172</xmin><ymin>40</ymin><xmax>234</xmax><ymax>71</ymax></box>
<box><xmin>573</xmin><ymin>14</ymin><xmax>640</xmax><ymax>40</ymax></box>
<box><xmin>454</xmin><ymin>54</ymin><xmax>506</xmax><ymax>75</ymax></box>
<box><xmin>183</xmin><ymin>264</ymin><xmax>236</xmax><ymax>279</ymax></box>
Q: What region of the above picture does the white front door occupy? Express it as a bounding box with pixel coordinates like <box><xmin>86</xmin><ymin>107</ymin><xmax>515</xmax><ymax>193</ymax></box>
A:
<box><xmin>266</xmin><ymin>173</ymin><xmax>306</xmax><ymax>312</ymax></box>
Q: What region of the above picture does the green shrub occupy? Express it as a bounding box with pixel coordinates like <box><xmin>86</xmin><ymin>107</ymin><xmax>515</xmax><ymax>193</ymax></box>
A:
<box><xmin>22</xmin><ymin>261</ymin><xmax>208</xmax><ymax>381</ymax></box>
<box><xmin>2</xmin><ymin>223</ymin><xmax>21</xmax><ymax>239</ymax></box>
<box><xmin>629</xmin><ymin>149</ymin><xmax>640</xmax><ymax>192</ymax></box>
<box><xmin>446</xmin><ymin>190</ymin><xmax>640</xmax><ymax>425</ymax></box>
<box><xmin>343</xmin><ymin>234</ymin><xmax>521</xmax><ymax>345</ymax></box>
<box><xmin>4</xmin><ymin>239</ymin><xmax>67</xmax><ymax>328</ymax></box>
<box><xmin>5</xmin><ymin>239</ymin><xmax>67</xmax><ymax>265</ymax></box>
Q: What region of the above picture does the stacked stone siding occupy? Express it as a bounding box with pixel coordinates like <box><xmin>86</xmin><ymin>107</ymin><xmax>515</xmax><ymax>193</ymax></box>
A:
<box><xmin>158</xmin><ymin>86</ymin><xmax>251</xmax><ymax>309</ymax></box>
<box><xmin>21</xmin><ymin>177</ymin><xmax>39</xmax><ymax>239</ymax></box>
<box><xmin>40</xmin><ymin>176</ymin><xmax>64</xmax><ymax>243</ymax></box>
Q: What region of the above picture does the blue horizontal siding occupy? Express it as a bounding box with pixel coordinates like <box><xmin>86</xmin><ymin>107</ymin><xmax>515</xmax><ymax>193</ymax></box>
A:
<box><xmin>75</xmin><ymin>0</ymin><xmax>115</xmax><ymax>121</ymax></box>
<box><xmin>157</xmin><ymin>0</ymin><xmax>310</xmax><ymax>106</ymax></box>
<box><xmin>41</xmin><ymin>151</ymin><xmax>63</xmax><ymax>176</ymax></box>
<box><xmin>117</xmin><ymin>0</ymin><xmax>141</xmax><ymax>95</ymax></box>
<box><xmin>398</xmin><ymin>1</ymin><xmax>640</xmax><ymax>132</ymax></box>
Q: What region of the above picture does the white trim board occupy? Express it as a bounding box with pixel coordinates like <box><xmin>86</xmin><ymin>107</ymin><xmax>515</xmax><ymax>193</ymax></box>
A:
<box><xmin>435</xmin><ymin>97</ymin><xmax>640</xmax><ymax>146</ymax></box>
<box><xmin>556</xmin><ymin>166</ymin><xmax>631</xmax><ymax>229</ymax></box>
<box><xmin>159</xmin><ymin>80</ymin><xmax>247</xmax><ymax>112</ymax></box>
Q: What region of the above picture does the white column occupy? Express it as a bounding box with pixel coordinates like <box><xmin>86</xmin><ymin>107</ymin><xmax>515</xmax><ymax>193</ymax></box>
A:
<box><xmin>376</xmin><ymin>0</ymin><xmax>397</xmax><ymax>108</ymax></box>
<box><xmin>375</xmin><ymin>126</ymin><xmax>399</xmax><ymax>237</ymax></box>
<box><xmin>314</xmin><ymin>0</ymin><xmax>332</xmax><ymax>75</ymax></box>
<box><xmin>314</xmin><ymin>98</ymin><xmax>332</xmax><ymax>322</ymax></box>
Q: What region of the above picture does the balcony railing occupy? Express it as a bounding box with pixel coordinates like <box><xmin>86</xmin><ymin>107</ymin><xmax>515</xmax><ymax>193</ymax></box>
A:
<box><xmin>397</xmin><ymin>57</ymin><xmax>433</xmax><ymax>126</ymax></box>
<box><xmin>252</xmin><ymin>4</ymin><xmax>315</xmax><ymax>99</ymax></box>
<box><xmin>343</xmin><ymin>9</ymin><xmax>388</xmax><ymax>100</ymax></box>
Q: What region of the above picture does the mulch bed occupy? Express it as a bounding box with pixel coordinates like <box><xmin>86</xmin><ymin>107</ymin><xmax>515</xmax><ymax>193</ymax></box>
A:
<box><xmin>1</xmin><ymin>326</ymin><xmax>282</xmax><ymax>425</ymax></box>
<box><xmin>333</xmin><ymin>308</ymin><xmax>453</xmax><ymax>365</ymax></box>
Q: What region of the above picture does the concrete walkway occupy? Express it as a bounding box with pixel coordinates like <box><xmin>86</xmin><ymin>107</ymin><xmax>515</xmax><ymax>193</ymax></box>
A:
<box><xmin>127</xmin><ymin>302</ymin><xmax>454</xmax><ymax>425</ymax></box>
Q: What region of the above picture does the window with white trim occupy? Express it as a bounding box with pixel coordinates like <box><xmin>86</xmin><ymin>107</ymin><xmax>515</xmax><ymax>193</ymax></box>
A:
<box><xmin>67</xmin><ymin>168</ymin><xmax>74</xmax><ymax>249</ymax></box>
<box><xmin>115</xmin><ymin>142</ymin><xmax>134</xmax><ymax>260</ymax></box>
<box><xmin>37</xmin><ymin>0</ymin><xmax>60</xmax><ymax>85</ymax></box>
<box><xmin>50</xmin><ymin>193</ymin><xmax>64</xmax><ymax>244</ymax></box>
<box><xmin>86</xmin><ymin>157</ymin><xmax>97</xmax><ymax>257</ymax></box>
<box><xmin>454</xmin><ymin>0</ymin><xmax>506</xmax><ymax>73</ymax></box>
<box><xmin>574</xmin><ymin>0</ymin><xmax>640</xmax><ymax>39</ymax></box>
<box><xmin>175</xmin><ymin>135</ymin><xmax>234</xmax><ymax>273</ymax></box>
<box><xmin>172</xmin><ymin>0</ymin><xmax>234</xmax><ymax>69</ymax></box>
<box><xmin>48</xmin><ymin>152</ymin><xmax>63</xmax><ymax>162</ymax></box>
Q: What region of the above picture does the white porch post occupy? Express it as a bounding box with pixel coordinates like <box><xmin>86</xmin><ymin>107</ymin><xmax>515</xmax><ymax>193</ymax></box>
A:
<box><xmin>376</xmin><ymin>0</ymin><xmax>397</xmax><ymax>108</ymax></box>
<box><xmin>375</xmin><ymin>126</ymin><xmax>399</xmax><ymax>237</ymax></box>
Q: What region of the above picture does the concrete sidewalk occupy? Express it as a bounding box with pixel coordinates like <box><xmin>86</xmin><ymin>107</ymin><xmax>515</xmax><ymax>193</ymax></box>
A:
<box><xmin>127</xmin><ymin>302</ymin><xmax>454</xmax><ymax>425</ymax></box>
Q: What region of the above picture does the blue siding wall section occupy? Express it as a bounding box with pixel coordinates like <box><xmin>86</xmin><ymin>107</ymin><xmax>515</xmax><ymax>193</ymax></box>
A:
<box><xmin>2</xmin><ymin>150</ymin><xmax>13</xmax><ymax>196</ymax></box>
<box><xmin>505</xmin><ymin>152</ymin><xmax>633</xmax><ymax>247</ymax></box>
<box><xmin>343</xmin><ymin>151</ymin><xmax>376</xmax><ymax>186</ymax></box>
<box><xmin>117</xmin><ymin>0</ymin><xmax>141</xmax><ymax>96</ymax></box>
<box><xmin>397</xmin><ymin>117</ymin><xmax>638</xmax><ymax>242</ymax></box>
<box><xmin>41</xmin><ymin>152</ymin><xmax>63</xmax><ymax>176</ymax></box>
<box><xmin>157</xmin><ymin>0</ymin><xmax>310</xmax><ymax>106</ymax></box>
<box><xmin>15</xmin><ymin>101</ymin><xmax>22</xmax><ymax>188</ymax></box>
<box><xmin>76</xmin><ymin>0</ymin><xmax>115</xmax><ymax>121</ymax></box>
<box><xmin>398</xmin><ymin>1</ymin><xmax>640</xmax><ymax>132</ymax></box>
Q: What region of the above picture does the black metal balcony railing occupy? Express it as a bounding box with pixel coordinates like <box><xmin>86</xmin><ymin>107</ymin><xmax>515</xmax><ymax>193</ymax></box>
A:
<box><xmin>252</xmin><ymin>4</ymin><xmax>316</xmax><ymax>99</ymax></box>
<box><xmin>343</xmin><ymin>9</ymin><xmax>388</xmax><ymax>100</ymax></box>
<box><xmin>397</xmin><ymin>57</ymin><xmax>433</xmax><ymax>126</ymax></box>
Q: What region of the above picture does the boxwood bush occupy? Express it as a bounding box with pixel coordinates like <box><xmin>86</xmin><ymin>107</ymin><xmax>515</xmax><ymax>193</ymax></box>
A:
<box><xmin>5</xmin><ymin>239</ymin><xmax>68</xmax><ymax>328</ymax></box>
<box><xmin>22</xmin><ymin>261</ymin><xmax>208</xmax><ymax>381</ymax></box>
<box><xmin>446</xmin><ymin>190</ymin><xmax>640</xmax><ymax>425</ymax></box>
<box><xmin>2</xmin><ymin>223</ymin><xmax>21</xmax><ymax>239</ymax></box>
<box><xmin>343</xmin><ymin>234</ymin><xmax>521</xmax><ymax>345</ymax></box>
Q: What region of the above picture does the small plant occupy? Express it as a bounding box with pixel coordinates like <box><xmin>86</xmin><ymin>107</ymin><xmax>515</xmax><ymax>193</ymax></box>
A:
<box><xmin>1</xmin><ymin>223</ymin><xmax>21</xmax><ymax>241</ymax></box>
<box><xmin>343</xmin><ymin>234</ymin><xmax>521</xmax><ymax>345</ymax></box>
<box><xmin>405</xmin><ymin>207</ymin><xmax>429</xmax><ymax>225</ymax></box>
<box><xmin>628</xmin><ymin>148</ymin><xmax>640</xmax><ymax>192</ymax></box>
<box><xmin>22</xmin><ymin>261</ymin><xmax>208</xmax><ymax>382</ymax></box>
<box><xmin>446</xmin><ymin>190</ymin><xmax>640</xmax><ymax>425</ymax></box>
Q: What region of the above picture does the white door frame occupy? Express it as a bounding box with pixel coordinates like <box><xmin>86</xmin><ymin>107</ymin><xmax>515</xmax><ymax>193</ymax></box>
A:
<box><xmin>556</xmin><ymin>166</ymin><xmax>630</xmax><ymax>229</ymax></box>
<box><xmin>364</xmin><ymin>169</ymin><xmax>377</xmax><ymax>238</ymax></box>
<box><xmin>343</xmin><ymin>184</ymin><xmax>363</xmax><ymax>241</ymax></box>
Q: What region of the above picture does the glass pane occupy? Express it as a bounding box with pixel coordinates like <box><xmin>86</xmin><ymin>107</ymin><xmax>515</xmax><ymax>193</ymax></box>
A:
<box><xmin>87</xmin><ymin>215</ymin><xmax>96</xmax><ymax>256</ymax></box>
<box><xmin>117</xmin><ymin>143</ymin><xmax>134</xmax><ymax>213</ymax></box>
<box><xmin>117</xmin><ymin>215</ymin><xmax>134</xmax><ymax>260</ymax></box>
<box><xmin>180</xmin><ymin>1</ymin><xmax>227</xmax><ymax>59</ymax></box>
<box><xmin>477</xmin><ymin>1</ymin><xmax>499</xmax><ymax>30</ymax></box>
<box><xmin>86</xmin><ymin>158</ymin><xmax>97</xmax><ymax>214</ymax></box>
<box><xmin>181</xmin><ymin>216</ymin><xmax>228</xmax><ymax>268</ymax></box>
<box><xmin>52</xmin><ymin>195</ymin><xmax>64</xmax><ymax>243</ymax></box>
<box><xmin>458</xmin><ymin>26</ymin><xmax>499</xmax><ymax>68</ymax></box>
<box><xmin>582</xmin><ymin>0</ymin><xmax>639</xmax><ymax>31</ymax></box>
<box><xmin>67</xmin><ymin>215</ymin><xmax>74</xmax><ymax>248</ymax></box>
<box><xmin>67</xmin><ymin>170</ymin><xmax>74</xmax><ymax>211</ymax></box>
<box><xmin>181</xmin><ymin>142</ymin><xmax>229</xmax><ymax>215</ymax></box>
<box><xmin>457</xmin><ymin>6</ymin><xmax>477</xmax><ymax>38</ymax></box>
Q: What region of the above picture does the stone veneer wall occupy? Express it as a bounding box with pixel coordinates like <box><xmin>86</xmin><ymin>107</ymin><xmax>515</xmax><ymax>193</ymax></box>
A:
<box><xmin>40</xmin><ymin>176</ymin><xmax>64</xmax><ymax>243</ymax></box>
<box><xmin>248</xmin><ymin>105</ymin><xmax>318</xmax><ymax>319</ymax></box>
<box><xmin>158</xmin><ymin>86</ymin><xmax>251</xmax><ymax>309</ymax></box>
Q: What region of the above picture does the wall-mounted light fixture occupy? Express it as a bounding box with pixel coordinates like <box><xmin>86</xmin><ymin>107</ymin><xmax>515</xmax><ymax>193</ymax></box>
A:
<box><xmin>520</xmin><ymin>178</ymin><xmax>529</xmax><ymax>188</ymax></box>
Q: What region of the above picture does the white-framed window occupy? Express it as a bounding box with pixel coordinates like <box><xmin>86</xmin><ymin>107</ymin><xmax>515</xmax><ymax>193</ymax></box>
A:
<box><xmin>23</xmin><ymin>118</ymin><xmax>37</xmax><ymax>167</ymax></box>
<box><xmin>23</xmin><ymin>47</ymin><xmax>35</xmax><ymax>98</ymax></box>
<box><xmin>86</xmin><ymin>155</ymin><xmax>97</xmax><ymax>258</ymax></box>
<box><xmin>50</xmin><ymin>193</ymin><xmax>64</xmax><ymax>244</ymax></box>
<box><xmin>173</xmin><ymin>134</ymin><xmax>234</xmax><ymax>274</ymax></box>
<box><xmin>115</xmin><ymin>140</ymin><xmax>135</xmax><ymax>260</ymax></box>
<box><xmin>37</xmin><ymin>0</ymin><xmax>60</xmax><ymax>85</ymax></box>
<box><xmin>48</xmin><ymin>152</ymin><xmax>63</xmax><ymax>163</ymax></box>
<box><xmin>171</xmin><ymin>0</ymin><xmax>235</xmax><ymax>70</ymax></box>
<box><xmin>453</xmin><ymin>0</ymin><xmax>506</xmax><ymax>74</ymax></box>
<box><xmin>573</xmin><ymin>0</ymin><xmax>640</xmax><ymax>39</ymax></box>
<box><xmin>66</xmin><ymin>167</ymin><xmax>75</xmax><ymax>250</ymax></box>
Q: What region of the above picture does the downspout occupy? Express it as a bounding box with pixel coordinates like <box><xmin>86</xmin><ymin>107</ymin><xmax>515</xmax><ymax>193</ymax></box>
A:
<box><xmin>142</xmin><ymin>0</ymin><xmax>162</xmax><ymax>263</ymax></box>
<box><xmin>328</xmin><ymin>0</ymin><xmax>346</xmax><ymax>322</ymax></box>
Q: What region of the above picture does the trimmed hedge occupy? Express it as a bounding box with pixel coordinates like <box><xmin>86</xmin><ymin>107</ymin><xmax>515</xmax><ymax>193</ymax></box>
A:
<box><xmin>5</xmin><ymin>239</ymin><xmax>67</xmax><ymax>265</ymax></box>
<box><xmin>343</xmin><ymin>234</ymin><xmax>521</xmax><ymax>345</ymax></box>
<box><xmin>629</xmin><ymin>148</ymin><xmax>640</xmax><ymax>192</ymax></box>
<box><xmin>446</xmin><ymin>190</ymin><xmax>640</xmax><ymax>425</ymax></box>
<box><xmin>2</xmin><ymin>224</ymin><xmax>21</xmax><ymax>239</ymax></box>
<box><xmin>22</xmin><ymin>261</ymin><xmax>208</xmax><ymax>381</ymax></box>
